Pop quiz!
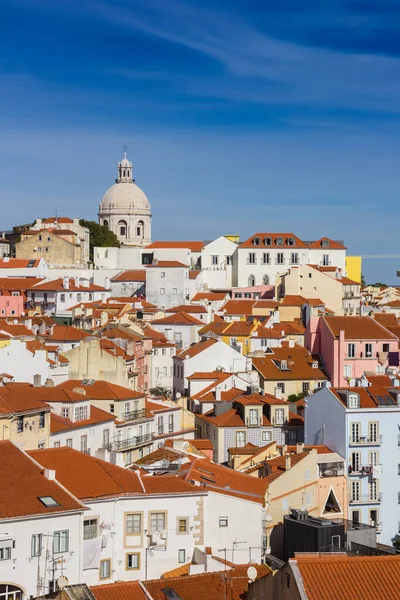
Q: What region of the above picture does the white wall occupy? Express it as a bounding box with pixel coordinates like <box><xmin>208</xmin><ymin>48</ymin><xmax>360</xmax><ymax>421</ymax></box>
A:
<box><xmin>152</xmin><ymin>323</ymin><xmax>201</xmax><ymax>351</ymax></box>
<box><xmin>146</xmin><ymin>265</ymin><xmax>190</xmax><ymax>310</ymax></box>
<box><xmin>0</xmin><ymin>258</ymin><xmax>48</xmax><ymax>279</ymax></box>
<box><xmin>93</xmin><ymin>247</ymin><xmax>142</xmax><ymax>270</ymax></box>
<box><xmin>200</xmin><ymin>236</ymin><xmax>237</xmax><ymax>289</ymax></box>
<box><xmin>152</xmin><ymin>346</ymin><xmax>175</xmax><ymax>391</ymax></box>
<box><xmin>0</xmin><ymin>339</ymin><xmax>49</xmax><ymax>384</ymax></box>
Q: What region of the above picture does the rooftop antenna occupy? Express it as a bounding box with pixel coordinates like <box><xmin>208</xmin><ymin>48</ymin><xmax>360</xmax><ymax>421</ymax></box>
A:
<box><xmin>55</xmin><ymin>207</ymin><xmax>58</xmax><ymax>225</ymax></box>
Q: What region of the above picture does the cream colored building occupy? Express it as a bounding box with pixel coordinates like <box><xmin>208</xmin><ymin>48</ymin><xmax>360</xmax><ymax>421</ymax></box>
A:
<box><xmin>17</xmin><ymin>227</ymin><xmax>88</xmax><ymax>267</ymax></box>
<box><xmin>277</xmin><ymin>264</ymin><xmax>361</xmax><ymax>316</ymax></box>
<box><xmin>0</xmin><ymin>392</ymin><xmax>51</xmax><ymax>450</ymax></box>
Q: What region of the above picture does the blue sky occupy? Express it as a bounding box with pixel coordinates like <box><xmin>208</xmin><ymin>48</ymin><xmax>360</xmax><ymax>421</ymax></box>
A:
<box><xmin>1</xmin><ymin>0</ymin><xmax>400</xmax><ymax>283</ymax></box>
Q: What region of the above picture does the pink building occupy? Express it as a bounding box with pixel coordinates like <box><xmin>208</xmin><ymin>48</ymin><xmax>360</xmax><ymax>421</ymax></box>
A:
<box><xmin>306</xmin><ymin>315</ymin><xmax>399</xmax><ymax>387</ymax></box>
<box><xmin>0</xmin><ymin>295</ymin><xmax>24</xmax><ymax>317</ymax></box>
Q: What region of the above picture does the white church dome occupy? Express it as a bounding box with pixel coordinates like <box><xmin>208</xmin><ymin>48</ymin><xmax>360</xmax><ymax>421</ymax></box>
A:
<box><xmin>100</xmin><ymin>181</ymin><xmax>150</xmax><ymax>211</ymax></box>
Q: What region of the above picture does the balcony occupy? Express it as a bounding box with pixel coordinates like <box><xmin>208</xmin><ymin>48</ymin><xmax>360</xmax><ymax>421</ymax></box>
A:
<box><xmin>122</xmin><ymin>408</ymin><xmax>147</xmax><ymax>422</ymax></box>
<box><xmin>246</xmin><ymin>258</ymin><xmax>257</xmax><ymax>265</ymax></box>
<box><xmin>114</xmin><ymin>433</ymin><xmax>154</xmax><ymax>451</ymax></box>
<box><xmin>349</xmin><ymin>493</ymin><xmax>382</xmax><ymax>504</ymax></box>
<box><xmin>261</xmin><ymin>259</ymin><xmax>271</xmax><ymax>265</ymax></box>
<box><xmin>275</xmin><ymin>259</ymin><xmax>285</xmax><ymax>265</ymax></box>
<box><xmin>348</xmin><ymin>465</ymin><xmax>375</xmax><ymax>476</ymax></box>
<box><xmin>128</xmin><ymin>368</ymin><xmax>139</xmax><ymax>378</ymax></box>
<box><xmin>319</xmin><ymin>462</ymin><xmax>345</xmax><ymax>477</ymax></box>
<box><xmin>348</xmin><ymin>435</ymin><xmax>382</xmax><ymax>446</ymax></box>
<box><xmin>289</xmin><ymin>260</ymin><xmax>299</xmax><ymax>265</ymax></box>
<box><xmin>320</xmin><ymin>261</ymin><xmax>331</xmax><ymax>266</ymax></box>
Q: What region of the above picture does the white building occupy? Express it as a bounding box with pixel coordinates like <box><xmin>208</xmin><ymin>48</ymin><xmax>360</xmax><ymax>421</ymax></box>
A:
<box><xmin>173</xmin><ymin>338</ymin><xmax>248</xmax><ymax>396</ymax></box>
<box><xmin>98</xmin><ymin>152</ymin><xmax>151</xmax><ymax>246</ymax></box>
<box><xmin>28</xmin><ymin>277</ymin><xmax>110</xmax><ymax>317</ymax></box>
<box><xmin>146</xmin><ymin>261</ymin><xmax>191</xmax><ymax>309</ymax></box>
<box><xmin>151</xmin><ymin>312</ymin><xmax>203</xmax><ymax>352</ymax></box>
<box><xmin>0</xmin><ymin>441</ymin><xmax>84</xmax><ymax>598</ymax></box>
<box><xmin>305</xmin><ymin>384</ymin><xmax>400</xmax><ymax>545</ymax></box>
<box><xmin>233</xmin><ymin>233</ymin><xmax>346</xmax><ymax>288</ymax></box>
<box><xmin>143</xmin><ymin>241</ymin><xmax>203</xmax><ymax>270</ymax></box>
<box><xmin>0</xmin><ymin>339</ymin><xmax>50</xmax><ymax>384</ymax></box>
<box><xmin>0</xmin><ymin>257</ymin><xmax>48</xmax><ymax>279</ymax></box>
<box><xmin>110</xmin><ymin>269</ymin><xmax>146</xmax><ymax>297</ymax></box>
<box><xmin>0</xmin><ymin>236</ymin><xmax>10</xmax><ymax>258</ymax></box>
<box><xmin>200</xmin><ymin>235</ymin><xmax>237</xmax><ymax>289</ymax></box>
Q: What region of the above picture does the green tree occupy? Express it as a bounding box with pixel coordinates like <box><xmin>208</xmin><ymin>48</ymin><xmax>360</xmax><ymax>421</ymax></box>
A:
<box><xmin>287</xmin><ymin>391</ymin><xmax>307</xmax><ymax>402</ymax></box>
<box><xmin>79</xmin><ymin>220</ymin><xmax>120</xmax><ymax>262</ymax></box>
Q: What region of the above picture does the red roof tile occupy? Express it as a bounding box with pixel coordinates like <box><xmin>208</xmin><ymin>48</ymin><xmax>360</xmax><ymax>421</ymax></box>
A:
<box><xmin>32</xmin><ymin>278</ymin><xmax>108</xmax><ymax>291</ymax></box>
<box><xmin>57</xmin><ymin>379</ymin><xmax>145</xmax><ymax>400</ymax></box>
<box><xmin>152</xmin><ymin>312</ymin><xmax>203</xmax><ymax>326</ymax></box>
<box><xmin>111</xmin><ymin>270</ymin><xmax>146</xmax><ymax>282</ymax></box>
<box><xmin>166</xmin><ymin>304</ymin><xmax>207</xmax><ymax>314</ymax></box>
<box><xmin>192</xmin><ymin>292</ymin><xmax>228</xmax><ymax>302</ymax></box>
<box><xmin>146</xmin><ymin>241</ymin><xmax>204</xmax><ymax>251</ymax></box>
<box><xmin>50</xmin><ymin>406</ymin><xmax>115</xmax><ymax>433</ymax></box>
<box><xmin>0</xmin><ymin>258</ymin><xmax>40</xmax><ymax>268</ymax></box>
<box><xmin>147</xmin><ymin>261</ymin><xmax>188</xmax><ymax>268</ymax></box>
<box><xmin>40</xmin><ymin>325</ymin><xmax>91</xmax><ymax>341</ymax></box>
<box><xmin>323</xmin><ymin>316</ymin><xmax>398</xmax><ymax>340</ymax></box>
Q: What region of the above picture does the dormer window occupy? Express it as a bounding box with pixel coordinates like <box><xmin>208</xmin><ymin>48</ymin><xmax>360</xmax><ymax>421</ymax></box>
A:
<box><xmin>287</xmin><ymin>237</ymin><xmax>295</xmax><ymax>246</ymax></box>
<box><xmin>281</xmin><ymin>360</ymin><xmax>288</xmax><ymax>370</ymax></box>
<box><xmin>348</xmin><ymin>394</ymin><xmax>359</xmax><ymax>409</ymax></box>
<box><xmin>249</xmin><ymin>408</ymin><xmax>259</xmax><ymax>426</ymax></box>
<box><xmin>264</xmin><ymin>237</ymin><xmax>272</xmax><ymax>246</ymax></box>
<box><xmin>321</xmin><ymin>239</ymin><xmax>330</xmax><ymax>247</ymax></box>
<box><xmin>275</xmin><ymin>237</ymin><xmax>283</xmax><ymax>246</ymax></box>
<box><xmin>252</xmin><ymin>237</ymin><xmax>260</xmax><ymax>246</ymax></box>
<box><xmin>312</xmin><ymin>361</ymin><xmax>319</xmax><ymax>369</ymax></box>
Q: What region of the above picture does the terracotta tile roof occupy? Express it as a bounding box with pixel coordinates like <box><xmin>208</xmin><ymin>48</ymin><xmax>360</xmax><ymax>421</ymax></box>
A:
<box><xmin>57</xmin><ymin>379</ymin><xmax>145</xmax><ymax>400</ymax></box>
<box><xmin>50</xmin><ymin>406</ymin><xmax>115</xmax><ymax>433</ymax></box>
<box><xmin>187</xmin><ymin>371</ymin><xmax>232</xmax><ymax>381</ymax></box>
<box><xmin>146</xmin><ymin>241</ymin><xmax>204</xmax><ymax>251</ymax></box>
<box><xmin>0</xmin><ymin>320</ymin><xmax>34</xmax><ymax>337</ymax></box>
<box><xmin>135</xmin><ymin>447</ymin><xmax>183</xmax><ymax>466</ymax></box>
<box><xmin>308</xmin><ymin>237</ymin><xmax>346</xmax><ymax>249</ymax></box>
<box><xmin>383</xmin><ymin>299</ymin><xmax>400</xmax><ymax>308</ymax></box>
<box><xmin>0</xmin><ymin>386</ymin><xmax>50</xmax><ymax>415</ymax></box>
<box><xmin>198</xmin><ymin>321</ymin><xmax>230</xmax><ymax>336</ymax></box>
<box><xmin>99</xmin><ymin>339</ymin><xmax>134</xmax><ymax>361</ymax></box>
<box><xmin>0</xmin><ymin>277</ymin><xmax>44</xmax><ymax>291</ymax></box>
<box><xmin>147</xmin><ymin>261</ymin><xmax>188</xmax><ymax>268</ymax></box>
<box><xmin>146</xmin><ymin>400</ymin><xmax>180</xmax><ymax>414</ymax></box>
<box><xmin>373</xmin><ymin>312</ymin><xmax>399</xmax><ymax>327</ymax></box>
<box><xmin>0</xmin><ymin>258</ymin><xmax>39</xmax><ymax>268</ymax></box>
<box><xmin>101</xmin><ymin>327</ymin><xmax>143</xmax><ymax>341</ymax></box>
<box><xmin>240</xmin><ymin>233</ymin><xmax>308</xmax><ymax>249</ymax></box>
<box><xmin>162</xmin><ymin>562</ymin><xmax>191</xmax><ymax>578</ymax></box>
<box><xmin>23</xmin><ymin>228</ymin><xmax>77</xmax><ymax>237</ymax></box>
<box><xmin>227</xmin><ymin>442</ymin><xmax>259</xmax><ymax>455</ymax></box>
<box><xmin>197</xmin><ymin>407</ymin><xmax>272</xmax><ymax>428</ymax></box>
<box><xmin>40</xmin><ymin>324</ymin><xmax>91</xmax><ymax>341</ymax></box>
<box><xmin>192</xmin><ymin>292</ymin><xmax>228</xmax><ymax>302</ymax></box>
<box><xmin>91</xmin><ymin>581</ymin><xmax>145</xmax><ymax>600</ymax></box>
<box><xmin>0</xmin><ymin>441</ymin><xmax>84</xmax><ymax>518</ymax></box>
<box><xmin>32</xmin><ymin>278</ymin><xmax>109</xmax><ymax>291</ymax></box>
<box><xmin>252</xmin><ymin>345</ymin><xmax>327</xmax><ymax>381</ymax></box>
<box><xmin>110</xmin><ymin>269</ymin><xmax>146</xmax><ymax>282</ymax></box>
<box><xmin>1</xmin><ymin>383</ymin><xmax>88</xmax><ymax>405</ymax></box>
<box><xmin>141</xmin><ymin>475</ymin><xmax>203</xmax><ymax>496</ymax></box>
<box><xmin>280</xmin><ymin>295</ymin><xmax>325</xmax><ymax>307</ymax></box>
<box><xmin>283</xmin><ymin>444</ymin><xmax>333</xmax><ymax>454</ymax></box>
<box><xmin>152</xmin><ymin>312</ymin><xmax>203</xmax><ymax>326</ymax></box>
<box><xmin>166</xmin><ymin>304</ymin><xmax>207</xmax><ymax>314</ymax></box>
<box><xmin>180</xmin><ymin>458</ymin><xmax>267</xmax><ymax>504</ymax></box>
<box><xmin>323</xmin><ymin>316</ymin><xmax>398</xmax><ymax>340</ymax></box>
<box><xmin>188</xmin><ymin>439</ymin><xmax>214</xmax><ymax>450</ymax></box>
<box><xmin>271</xmin><ymin>321</ymin><xmax>306</xmax><ymax>335</ymax></box>
<box><xmin>28</xmin><ymin>447</ymin><xmax>145</xmax><ymax>499</ymax></box>
<box><xmin>43</xmin><ymin>217</ymin><xmax>74</xmax><ymax>223</ymax></box>
<box><xmin>176</xmin><ymin>338</ymin><xmax>218</xmax><ymax>359</ymax></box>
<box><xmin>364</xmin><ymin>374</ymin><xmax>393</xmax><ymax>386</ymax></box>
<box><xmin>219</xmin><ymin>300</ymin><xmax>256</xmax><ymax>315</ymax></box>
<box><xmin>294</xmin><ymin>554</ymin><xmax>400</xmax><ymax>600</ymax></box>
<box><xmin>331</xmin><ymin>385</ymin><xmax>400</xmax><ymax>409</ymax></box>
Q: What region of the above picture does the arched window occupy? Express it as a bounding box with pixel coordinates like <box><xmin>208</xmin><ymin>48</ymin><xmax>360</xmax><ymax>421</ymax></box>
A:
<box><xmin>118</xmin><ymin>220</ymin><xmax>128</xmax><ymax>237</ymax></box>
<box><xmin>123</xmin><ymin>169</ymin><xmax>126</xmax><ymax>177</ymax></box>
<box><xmin>103</xmin><ymin>220</ymin><xmax>109</xmax><ymax>229</ymax></box>
<box><xmin>137</xmin><ymin>220</ymin><xmax>144</xmax><ymax>238</ymax></box>
<box><xmin>248</xmin><ymin>275</ymin><xmax>255</xmax><ymax>287</ymax></box>
<box><xmin>262</xmin><ymin>274</ymin><xmax>269</xmax><ymax>285</ymax></box>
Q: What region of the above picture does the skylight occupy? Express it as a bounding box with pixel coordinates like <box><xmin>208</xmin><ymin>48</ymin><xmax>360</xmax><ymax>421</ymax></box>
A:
<box><xmin>38</xmin><ymin>496</ymin><xmax>59</xmax><ymax>508</ymax></box>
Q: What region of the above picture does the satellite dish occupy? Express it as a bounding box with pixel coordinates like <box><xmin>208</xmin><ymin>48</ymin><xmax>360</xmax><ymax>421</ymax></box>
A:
<box><xmin>57</xmin><ymin>575</ymin><xmax>68</xmax><ymax>589</ymax></box>
<box><xmin>247</xmin><ymin>566</ymin><xmax>257</xmax><ymax>581</ymax></box>
<box><xmin>175</xmin><ymin>392</ymin><xmax>181</xmax><ymax>399</ymax></box>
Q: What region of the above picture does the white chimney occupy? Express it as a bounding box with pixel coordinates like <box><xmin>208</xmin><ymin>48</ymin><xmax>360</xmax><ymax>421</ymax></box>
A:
<box><xmin>45</xmin><ymin>469</ymin><xmax>56</xmax><ymax>480</ymax></box>
<box><xmin>296</xmin><ymin>442</ymin><xmax>304</xmax><ymax>454</ymax></box>
<box><xmin>63</xmin><ymin>276</ymin><xmax>69</xmax><ymax>289</ymax></box>
<box><xmin>105</xmin><ymin>277</ymin><xmax>110</xmax><ymax>289</ymax></box>
<box><xmin>288</xmin><ymin>339</ymin><xmax>295</xmax><ymax>348</ymax></box>
<box><xmin>285</xmin><ymin>454</ymin><xmax>291</xmax><ymax>471</ymax></box>
<box><xmin>215</xmin><ymin>386</ymin><xmax>221</xmax><ymax>402</ymax></box>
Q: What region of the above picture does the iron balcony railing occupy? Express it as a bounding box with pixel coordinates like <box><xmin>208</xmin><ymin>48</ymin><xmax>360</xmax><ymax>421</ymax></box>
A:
<box><xmin>348</xmin><ymin>465</ymin><xmax>376</xmax><ymax>476</ymax></box>
<box><xmin>122</xmin><ymin>408</ymin><xmax>147</xmax><ymax>421</ymax></box>
<box><xmin>349</xmin><ymin>493</ymin><xmax>382</xmax><ymax>504</ymax></box>
<box><xmin>275</xmin><ymin>258</ymin><xmax>285</xmax><ymax>265</ymax></box>
<box><xmin>348</xmin><ymin>435</ymin><xmax>382</xmax><ymax>446</ymax></box>
<box><xmin>114</xmin><ymin>433</ymin><xmax>153</xmax><ymax>451</ymax></box>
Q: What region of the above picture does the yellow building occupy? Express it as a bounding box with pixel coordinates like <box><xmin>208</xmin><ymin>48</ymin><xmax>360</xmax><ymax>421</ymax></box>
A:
<box><xmin>346</xmin><ymin>255</ymin><xmax>362</xmax><ymax>284</ymax></box>
<box><xmin>0</xmin><ymin>388</ymin><xmax>51</xmax><ymax>450</ymax></box>
<box><xmin>16</xmin><ymin>228</ymin><xmax>87</xmax><ymax>268</ymax></box>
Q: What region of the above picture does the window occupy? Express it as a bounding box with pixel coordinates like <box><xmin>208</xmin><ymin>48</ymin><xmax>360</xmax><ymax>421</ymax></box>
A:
<box><xmin>77</xmin><ymin>293</ymin><xmax>81</xmax><ymax>302</ymax></box>
<box><xmin>262</xmin><ymin>274</ymin><xmax>270</xmax><ymax>285</ymax></box>
<box><xmin>262</xmin><ymin>431</ymin><xmax>272</xmax><ymax>442</ymax></box>
<box><xmin>348</xmin><ymin>394</ymin><xmax>359</xmax><ymax>408</ymax></box>
<box><xmin>62</xmin><ymin>408</ymin><xmax>70</xmax><ymax>419</ymax></box>
<box><xmin>248</xmin><ymin>252</ymin><xmax>256</xmax><ymax>264</ymax></box>
<box><xmin>126</xmin><ymin>514</ymin><xmax>142</xmax><ymax>535</ymax></box>
<box><xmin>169</xmin><ymin>414</ymin><xmax>174</xmax><ymax>432</ymax></box>
<box><xmin>150</xmin><ymin>512</ymin><xmax>166</xmax><ymax>533</ymax></box>
<box><xmin>344</xmin><ymin>364</ymin><xmax>352</xmax><ymax>378</ymax></box>
<box><xmin>369</xmin><ymin>422</ymin><xmax>379</xmax><ymax>443</ymax></box>
<box><xmin>305</xmin><ymin>493</ymin><xmax>312</xmax><ymax>505</ymax></box>
<box><xmin>126</xmin><ymin>553</ymin><xmax>140</xmax><ymax>570</ymax></box>
<box><xmin>249</xmin><ymin>408</ymin><xmax>258</xmax><ymax>425</ymax></box>
<box><xmin>383</xmin><ymin>343</ymin><xmax>390</xmax><ymax>353</ymax></box>
<box><xmin>84</xmin><ymin>518</ymin><xmax>98</xmax><ymax>540</ymax></box>
<box><xmin>39</xmin><ymin>412</ymin><xmax>46</xmax><ymax>428</ymax></box>
<box><xmin>276</xmin><ymin>252</ymin><xmax>284</xmax><ymax>264</ymax></box>
<box><xmin>74</xmin><ymin>405</ymin><xmax>88</xmax><ymax>421</ymax></box>
<box><xmin>369</xmin><ymin>509</ymin><xmax>378</xmax><ymax>527</ymax></box>
<box><xmin>290</xmin><ymin>253</ymin><xmax>299</xmax><ymax>264</ymax></box>
<box><xmin>178</xmin><ymin>518</ymin><xmax>188</xmax><ymax>533</ymax></box>
<box><xmin>158</xmin><ymin>416</ymin><xmax>164</xmax><ymax>434</ymax></box>
<box><xmin>248</xmin><ymin>275</ymin><xmax>255</xmax><ymax>287</ymax></box>
<box><xmin>178</xmin><ymin>549</ymin><xmax>186</xmax><ymax>563</ymax></box>
<box><xmin>277</xmin><ymin>382</ymin><xmax>285</xmax><ymax>394</ymax></box>
<box><xmin>118</xmin><ymin>220</ymin><xmax>127</xmax><ymax>237</ymax></box>
<box><xmin>235</xmin><ymin>431</ymin><xmax>246</xmax><ymax>447</ymax></box>
<box><xmin>264</xmin><ymin>237</ymin><xmax>271</xmax><ymax>246</ymax></box>
<box><xmin>212</xmin><ymin>255</ymin><xmax>218</xmax><ymax>265</ymax></box>
<box><xmin>219</xmin><ymin>517</ymin><xmax>228</xmax><ymax>527</ymax></box>
<box><xmin>161</xmin><ymin>272</ymin><xmax>166</xmax><ymax>278</ymax></box>
<box><xmin>39</xmin><ymin>235</ymin><xmax>42</xmax><ymax>241</ymax></box>
<box><xmin>262</xmin><ymin>253</ymin><xmax>270</xmax><ymax>265</ymax></box>
<box><xmin>160</xmin><ymin>288</ymin><xmax>165</xmax><ymax>295</ymax></box>
<box><xmin>80</xmin><ymin>435</ymin><xmax>88</xmax><ymax>452</ymax></box>
<box><xmin>369</xmin><ymin>480</ymin><xmax>378</xmax><ymax>501</ymax></box>
<box><xmin>351</xmin><ymin>510</ymin><xmax>360</xmax><ymax>524</ymax></box>
<box><xmin>173</xmin><ymin>288</ymin><xmax>177</xmax><ymax>295</ymax></box>
<box><xmin>369</xmin><ymin>451</ymin><xmax>379</xmax><ymax>467</ymax></box>
<box><xmin>322</xmin><ymin>254</ymin><xmax>330</xmax><ymax>266</ymax></box>
<box><xmin>66</xmin><ymin>438</ymin><xmax>72</xmax><ymax>448</ymax></box>
<box><xmin>31</xmin><ymin>534</ymin><xmax>43</xmax><ymax>557</ymax></box>
<box><xmin>53</xmin><ymin>530</ymin><xmax>69</xmax><ymax>553</ymax></box>
<box><xmin>226</xmin><ymin>255</ymin><xmax>232</xmax><ymax>265</ymax></box>
<box><xmin>124</xmin><ymin>401</ymin><xmax>130</xmax><ymax>414</ymax></box>
<box><xmin>302</xmin><ymin>382</ymin><xmax>309</xmax><ymax>393</ymax></box>
<box><xmin>350</xmin><ymin>481</ymin><xmax>360</xmax><ymax>502</ymax></box>
<box><xmin>331</xmin><ymin>535</ymin><xmax>341</xmax><ymax>548</ymax></box>
<box><xmin>100</xmin><ymin>559</ymin><xmax>111</xmax><ymax>580</ymax></box>
<box><xmin>110</xmin><ymin>403</ymin><xmax>115</xmax><ymax>414</ymax></box>
<box><xmin>350</xmin><ymin>452</ymin><xmax>360</xmax><ymax>472</ymax></box>
<box><xmin>350</xmin><ymin>422</ymin><xmax>360</xmax><ymax>443</ymax></box>
<box><xmin>275</xmin><ymin>408</ymin><xmax>285</xmax><ymax>425</ymax></box>
<box><xmin>365</xmin><ymin>343</ymin><xmax>373</xmax><ymax>358</ymax></box>
<box><xmin>16</xmin><ymin>416</ymin><xmax>23</xmax><ymax>433</ymax></box>
<box><xmin>348</xmin><ymin>343</ymin><xmax>355</xmax><ymax>358</ymax></box>
<box><xmin>103</xmin><ymin>429</ymin><xmax>110</xmax><ymax>447</ymax></box>
<box><xmin>37</xmin><ymin>442</ymin><xmax>45</xmax><ymax>449</ymax></box>
<box><xmin>0</xmin><ymin>543</ymin><xmax>11</xmax><ymax>561</ymax></box>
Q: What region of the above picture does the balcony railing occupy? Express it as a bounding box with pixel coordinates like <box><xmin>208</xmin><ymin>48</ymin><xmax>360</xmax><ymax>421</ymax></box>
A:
<box><xmin>348</xmin><ymin>435</ymin><xmax>382</xmax><ymax>446</ymax></box>
<box><xmin>261</xmin><ymin>259</ymin><xmax>271</xmax><ymax>265</ymax></box>
<box><xmin>320</xmin><ymin>261</ymin><xmax>331</xmax><ymax>266</ymax></box>
<box><xmin>114</xmin><ymin>433</ymin><xmax>153</xmax><ymax>451</ymax></box>
<box><xmin>289</xmin><ymin>259</ymin><xmax>299</xmax><ymax>265</ymax></box>
<box><xmin>246</xmin><ymin>258</ymin><xmax>257</xmax><ymax>265</ymax></box>
<box><xmin>122</xmin><ymin>408</ymin><xmax>147</xmax><ymax>421</ymax></box>
<box><xmin>349</xmin><ymin>493</ymin><xmax>382</xmax><ymax>504</ymax></box>
<box><xmin>319</xmin><ymin>462</ymin><xmax>345</xmax><ymax>477</ymax></box>
<box><xmin>348</xmin><ymin>465</ymin><xmax>375</xmax><ymax>476</ymax></box>
<box><xmin>128</xmin><ymin>369</ymin><xmax>139</xmax><ymax>378</ymax></box>
<box><xmin>275</xmin><ymin>259</ymin><xmax>285</xmax><ymax>265</ymax></box>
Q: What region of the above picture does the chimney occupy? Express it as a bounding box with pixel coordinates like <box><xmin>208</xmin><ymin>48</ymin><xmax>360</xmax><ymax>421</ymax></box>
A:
<box><xmin>105</xmin><ymin>277</ymin><xmax>110</xmax><ymax>289</ymax></box>
<box><xmin>282</xmin><ymin>444</ymin><xmax>287</xmax><ymax>456</ymax></box>
<box><xmin>296</xmin><ymin>442</ymin><xmax>304</xmax><ymax>454</ymax></box>
<box><xmin>44</xmin><ymin>378</ymin><xmax>54</xmax><ymax>387</ymax></box>
<box><xmin>33</xmin><ymin>373</ymin><xmax>41</xmax><ymax>387</ymax></box>
<box><xmin>45</xmin><ymin>468</ymin><xmax>56</xmax><ymax>480</ymax></box>
<box><xmin>24</xmin><ymin>318</ymin><xmax>32</xmax><ymax>330</ymax></box>
<box><xmin>288</xmin><ymin>339</ymin><xmax>295</xmax><ymax>348</ymax></box>
<box><xmin>215</xmin><ymin>386</ymin><xmax>221</xmax><ymax>402</ymax></box>
<box><xmin>285</xmin><ymin>453</ymin><xmax>291</xmax><ymax>471</ymax></box>
<box><xmin>75</xmin><ymin>277</ymin><xmax>80</xmax><ymax>288</ymax></box>
<box><xmin>214</xmin><ymin>402</ymin><xmax>233</xmax><ymax>416</ymax></box>
<box><xmin>63</xmin><ymin>276</ymin><xmax>69</xmax><ymax>290</ymax></box>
